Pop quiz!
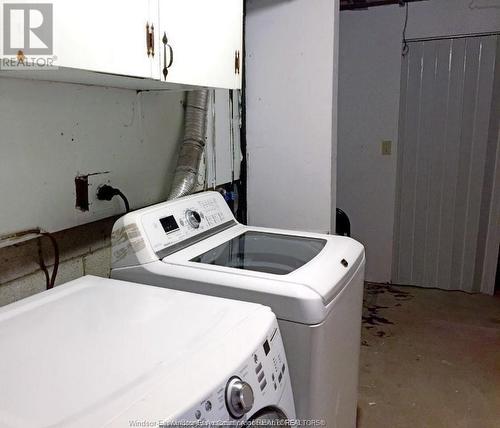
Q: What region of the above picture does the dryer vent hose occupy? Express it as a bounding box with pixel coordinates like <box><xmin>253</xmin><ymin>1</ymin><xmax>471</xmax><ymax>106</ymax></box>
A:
<box><xmin>168</xmin><ymin>90</ymin><xmax>210</xmax><ymax>199</ymax></box>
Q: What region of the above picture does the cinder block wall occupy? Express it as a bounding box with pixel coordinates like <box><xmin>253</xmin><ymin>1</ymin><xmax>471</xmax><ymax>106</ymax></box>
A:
<box><xmin>0</xmin><ymin>218</ymin><xmax>116</xmax><ymax>307</ymax></box>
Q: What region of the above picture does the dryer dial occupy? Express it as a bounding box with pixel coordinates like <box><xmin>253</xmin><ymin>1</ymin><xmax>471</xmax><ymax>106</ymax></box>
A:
<box><xmin>226</xmin><ymin>377</ymin><xmax>254</xmax><ymax>419</ymax></box>
<box><xmin>185</xmin><ymin>210</ymin><xmax>202</xmax><ymax>229</ymax></box>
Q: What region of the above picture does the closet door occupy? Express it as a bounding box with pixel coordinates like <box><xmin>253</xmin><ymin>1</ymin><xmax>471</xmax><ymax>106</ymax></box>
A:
<box><xmin>393</xmin><ymin>35</ymin><xmax>498</xmax><ymax>292</ymax></box>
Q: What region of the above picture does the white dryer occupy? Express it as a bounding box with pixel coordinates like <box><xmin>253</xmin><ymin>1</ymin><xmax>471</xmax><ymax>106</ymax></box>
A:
<box><xmin>111</xmin><ymin>191</ymin><xmax>366</xmax><ymax>427</ymax></box>
<box><xmin>0</xmin><ymin>276</ymin><xmax>295</xmax><ymax>427</ymax></box>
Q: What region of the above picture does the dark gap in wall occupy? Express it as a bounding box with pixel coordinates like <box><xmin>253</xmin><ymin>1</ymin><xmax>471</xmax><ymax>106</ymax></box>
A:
<box><xmin>495</xmin><ymin>246</ymin><xmax>500</xmax><ymax>294</ymax></box>
<box><xmin>237</xmin><ymin>0</ymin><xmax>248</xmax><ymax>225</ymax></box>
<box><xmin>340</xmin><ymin>0</ymin><xmax>426</xmax><ymax>11</ymax></box>
<box><xmin>75</xmin><ymin>175</ymin><xmax>89</xmax><ymax>211</ymax></box>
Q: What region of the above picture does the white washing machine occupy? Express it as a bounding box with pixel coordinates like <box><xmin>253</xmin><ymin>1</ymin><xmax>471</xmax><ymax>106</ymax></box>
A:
<box><xmin>0</xmin><ymin>276</ymin><xmax>295</xmax><ymax>428</ymax></box>
<box><xmin>111</xmin><ymin>191</ymin><xmax>366</xmax><ymax>427</ymax></box>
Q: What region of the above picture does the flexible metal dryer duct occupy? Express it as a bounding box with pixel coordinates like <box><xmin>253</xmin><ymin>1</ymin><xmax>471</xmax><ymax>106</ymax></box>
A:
<box><xmin>168</xmin><ymin>89</ymin><xmax>210</xmax><ymax>199</ymax></box>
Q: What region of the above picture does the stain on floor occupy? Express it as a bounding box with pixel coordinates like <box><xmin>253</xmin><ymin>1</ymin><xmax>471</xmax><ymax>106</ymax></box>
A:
<box><xmin>357</xmin><ymin>283</ymin><xmax>500</xmax><ymax>428</ymax></box>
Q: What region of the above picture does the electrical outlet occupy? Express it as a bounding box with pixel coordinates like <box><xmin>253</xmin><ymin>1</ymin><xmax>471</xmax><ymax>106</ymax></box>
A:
<box><xmin>87</xmin><ymin>172</ymin><xmax>118</xmax><ymax>216</ymax></box>
<box><xmin>381</xmin><ymin>140</ymin><xmax>392</xmax><ymax>155</ymax></box>
<box><xmin>74</xmin><ymin>171</ymin><xmax>121</xmax><ymax>219</ymax></box>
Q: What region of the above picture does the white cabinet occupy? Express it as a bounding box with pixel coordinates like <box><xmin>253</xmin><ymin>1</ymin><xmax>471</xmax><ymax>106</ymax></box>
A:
<box><xmin>51</xmin><ymin>0</ymin><xmax>158</xmax><ymax>79</ymax></box>
<box><xmin>156</xmin><ymin>0</ymin><xmax>243</xmax><ymax>89</ymax></box>
<box><xmin>0</xmin><ymin>0</ymin><xmax>158</xmax><ymax>79</ymax></box>
<box><xmin>0</xmin><ymin>0</ymin><xmax>242</xmax><ymax>90</ymax></box>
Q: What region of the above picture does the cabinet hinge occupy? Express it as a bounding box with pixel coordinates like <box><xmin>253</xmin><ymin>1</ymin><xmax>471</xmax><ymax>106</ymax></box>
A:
<box><xmin>234</xmin><ymin>50</ymin><xmax>240</xmax><ymax>75</ymax></box>
<box><xmin>146</xmin><ymin>23</ymin><xmax>151</xmax><ymax>56</ymax></box>
<box><xmin>150</xmin><ymin>24</ymin><xmax>155</xmax><ymax>57</ymax></box>
<box><xmin>146</xmin><ymin>23</ymin><xmax>155</xmax><ymax>57</ymax></box>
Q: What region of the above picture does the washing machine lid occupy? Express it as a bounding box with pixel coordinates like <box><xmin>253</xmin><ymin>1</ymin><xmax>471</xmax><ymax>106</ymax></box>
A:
<box><xmin>190</xmin><ymin>231</ymin><xmax>327</xmax><ymax>275</ymax></box>
<box><xmin>0</xmin><ymin>276</ymin><xmax>270</xmax><ymax>428</ymax></box>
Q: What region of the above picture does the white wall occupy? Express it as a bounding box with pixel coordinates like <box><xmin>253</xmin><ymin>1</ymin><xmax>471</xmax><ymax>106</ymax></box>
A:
<box><xmin>245</xmin><ymin>0</ymin><xmax>338</xmax><ymax>233</ymax></box>
<box><xmin>0</xmin><ymin>78</ymin><xmax>240</xmax><ymax>236</ymax></box>
<box><xmin>338</xmin><ymin>0</ymin><xmax>500</xmax><ymax>282</ymax></box>
<box><xmin>0</xmin><ymin>77</ymin><xmax>185</xmax><ymax>235</ymax></box>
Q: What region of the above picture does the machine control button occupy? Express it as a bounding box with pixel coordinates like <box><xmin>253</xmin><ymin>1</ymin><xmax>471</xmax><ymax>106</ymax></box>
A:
<box><xmin>205</xmin><ymin>401</ymin><xmax>212</xmax><ymax>412</ymax></box>
<box><xmin>225</xmin><ymin>377</ymin><xmax>254</xmax><ymax>419</ymax></box>
<box><xmin>186</xmin><ymin>210</ymin><xmax>202</xmax><ymax>229</ymax></box>
<box><xmin>195</xmin><ymin>410</ymin><xmax>201</xmax><ymax>420</ymax></box>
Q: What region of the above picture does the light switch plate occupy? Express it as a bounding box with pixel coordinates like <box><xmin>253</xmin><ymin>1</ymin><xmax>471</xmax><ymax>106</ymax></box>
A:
<box><xmin>382</xmin><ymin>140</ymin><xmax>392</xmax><ymax>155</ymax></box>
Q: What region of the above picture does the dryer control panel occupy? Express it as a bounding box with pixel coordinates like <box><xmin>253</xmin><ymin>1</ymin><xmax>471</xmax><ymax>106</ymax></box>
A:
<box><xmin>171</xmin><ymin>320</ymin><xmax>292</xmax><ymax>426</ymax></box>
<box><xmin>140</xmin><ymin>192</ymin><xmax>236</xmax><ymax>257</ymax></box>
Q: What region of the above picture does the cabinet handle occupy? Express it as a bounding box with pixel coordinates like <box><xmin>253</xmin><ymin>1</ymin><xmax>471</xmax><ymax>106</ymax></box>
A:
<box><xmin>146</xmin><ymin>23</ymin><xmax>151</xmax><ymax>57</ymax></box>
<box><xmin>234</xmin><ymin>50</ymin><xmax>240</xmax><ymax>74</ymax></box>
<box><xmin>162</xmin><ymin>32</ymin><xmax>174</xmax><ymax>79</ymax></box>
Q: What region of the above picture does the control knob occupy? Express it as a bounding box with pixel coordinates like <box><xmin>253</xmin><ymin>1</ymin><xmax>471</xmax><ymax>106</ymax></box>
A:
<box><xmin>225</xmin><ymin>377</ymin><xmax>254</xmax><ymax>418</ymax></box>
<box><xmin>185</xmin><ymin>210</ymin><xmax>202</xmax><ymax>229</ymax></box>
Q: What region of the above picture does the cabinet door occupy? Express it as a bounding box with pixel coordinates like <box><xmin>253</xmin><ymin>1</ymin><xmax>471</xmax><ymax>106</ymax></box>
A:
<box><xmin>157</xmin><ymin>0</ymin><xmax>243</xmax><ymax>89</ymax></box>
<box><xmin>51</xmin><ymin>0</ymin><xmax>156</xmax><ymax>78</ymax></box>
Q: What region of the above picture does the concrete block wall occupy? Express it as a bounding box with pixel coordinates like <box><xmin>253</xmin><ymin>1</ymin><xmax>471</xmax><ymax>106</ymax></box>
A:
<box><xmin>0</xmin><ymin>217</ymin><xmax>115</xmax><ymax>307</ymax></box>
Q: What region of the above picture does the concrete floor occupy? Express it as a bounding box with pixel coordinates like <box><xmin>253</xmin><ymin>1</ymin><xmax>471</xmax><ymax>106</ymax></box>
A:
<box><xmin>358</xmin><ymin>283</ymin><xmax>500</xmax><ymax>428</ymax></box>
